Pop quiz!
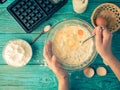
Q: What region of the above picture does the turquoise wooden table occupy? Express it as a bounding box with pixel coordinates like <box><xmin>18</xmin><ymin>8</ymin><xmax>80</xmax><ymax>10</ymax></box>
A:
<box><xmin>0</xmin><ymin>0</ymin><xmax>120</xmax><ymax>90</ymax></box>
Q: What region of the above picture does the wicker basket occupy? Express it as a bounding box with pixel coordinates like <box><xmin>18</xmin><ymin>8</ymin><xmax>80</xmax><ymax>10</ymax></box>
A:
<box><xmin>91</xmin><ymin>3</ymin><xmax>120</xmax><ymax>32</ymax></box>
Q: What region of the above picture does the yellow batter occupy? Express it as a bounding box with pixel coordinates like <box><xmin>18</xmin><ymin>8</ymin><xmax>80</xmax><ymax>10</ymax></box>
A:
<box><xmin>53</xmin><ymin>25</ymin><xmax>94</xmax><ymax>66</ymax></box>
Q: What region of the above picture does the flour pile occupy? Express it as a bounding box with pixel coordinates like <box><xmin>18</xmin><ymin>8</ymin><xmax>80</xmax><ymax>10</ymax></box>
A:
<box><xmin>2</xmin><ymin>39</ymin><xmax>32</xmax><ymax>67</ymax></box>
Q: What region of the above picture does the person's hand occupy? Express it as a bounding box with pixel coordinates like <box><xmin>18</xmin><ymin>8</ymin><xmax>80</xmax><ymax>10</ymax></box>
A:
<box><xmin>43</xmin><ymin>41</ymin><xmax>68</xmax><ymax>81</ymax></box>
<box><xmin>93</xmin><ymin>26</ymin><xmax>113</xmax><ymax>59</ymax></box>
<box><xmin>93</xmin><ymin>27</ymin><xmax>120</xmax><ymax>81</ymax></box>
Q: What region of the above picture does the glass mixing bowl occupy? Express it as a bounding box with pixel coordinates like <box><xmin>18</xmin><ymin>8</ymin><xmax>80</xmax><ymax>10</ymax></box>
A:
<box><xmin>46</xmin><ymin>19</ymin><xmax>97</xmax><ymax>72</ymax></box>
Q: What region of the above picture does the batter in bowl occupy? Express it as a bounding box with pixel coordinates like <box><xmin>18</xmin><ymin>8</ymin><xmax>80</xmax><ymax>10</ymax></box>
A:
<box><xmin>53</xmin><ymin>24</ymin><xmax>95</xmax><ymax>67</ymax></box>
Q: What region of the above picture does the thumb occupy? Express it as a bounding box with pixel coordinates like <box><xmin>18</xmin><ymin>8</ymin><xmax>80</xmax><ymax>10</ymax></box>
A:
<box><xmin>52</xmin><ymin>55</ymin><xmax>63</xmax><ymax>69</ymax></box>
<box><xmin>92</xmin><ymin>28</ymin><xmax>96</xmax><ymax>34</ymax></box>
<box><xmin>103</xmin><ymin>29</ymin><xmax>112</xmax><ymax>43</ymax></box>
<box><xmin>95</xmin><ymin>26</ymin><xmax>103</xmax><ymax>45</ymax></box>
<box><xmin>52</xmin><ymin>55</ymin><xmax>58</xmax><ymax>66</ymax></box>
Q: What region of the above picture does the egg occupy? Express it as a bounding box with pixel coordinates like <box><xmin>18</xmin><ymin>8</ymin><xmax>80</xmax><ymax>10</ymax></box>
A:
<box><xmin>96</xmin><ymin>16</ymin><xmax>107</xmax><ymax>26</ymax></box>
<box><xmin>96</xmin><ymin>66</ymin><xmax>107</xmax><ymax>76</ymax></box>
<box><xmin>83</xmin><ymin>67</ymin><xmax>95</xmax><ymax>78</ymax></box>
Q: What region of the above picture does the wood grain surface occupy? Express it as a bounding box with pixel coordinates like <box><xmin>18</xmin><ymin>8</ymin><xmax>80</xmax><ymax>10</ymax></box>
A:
<box><xmin>0</xmin><ymin>0</ymin><xmax>120</xmax><ymax>90</ymax></box>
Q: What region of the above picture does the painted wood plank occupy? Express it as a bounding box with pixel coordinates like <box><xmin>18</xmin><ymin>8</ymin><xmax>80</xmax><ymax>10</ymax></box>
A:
<box><xmin>0</xmin><ymin>0</ymin><xmax>119</xmax><ymax>33</ymax></box>
<box><xmin>0</xmin><ymin>65</ymin><xmax>119</xmax><ymax>90</ymax></box>
<box><xmin>0</xmin><ymin>34</ymin><xmax>47</xmax><ymax>64</ymax></box>
<box><xmin>0</xmin><ymin>0</ymin><xmax>120</xmax><ymax>90</ymax></box>
<box><xmin>0</xmin><ymin>65</ymin><xmax>58</xmax><ymax>90</ymax></box>
<box><xmin>0</xmin><ymin>33</ymin><xmax>120</xmax><ymax>65</ymax></box>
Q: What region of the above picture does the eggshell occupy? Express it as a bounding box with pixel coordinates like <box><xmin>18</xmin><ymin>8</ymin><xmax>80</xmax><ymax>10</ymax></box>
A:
<box><xmin>84</xmin><ymin>67</ymin><xmax>95</xmax><ymax>78</ymax></box>
<box><xmin>97</xmin><ymin>67</ymin><xmax>107</xmax><ymax>76</ymax></box>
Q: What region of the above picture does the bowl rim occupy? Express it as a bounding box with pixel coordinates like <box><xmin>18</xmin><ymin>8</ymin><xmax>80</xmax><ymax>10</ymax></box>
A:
<box><xmin>46</xmin><ymin>18</ymin><xmax>98</xmax><ymax>72</ymax></box>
